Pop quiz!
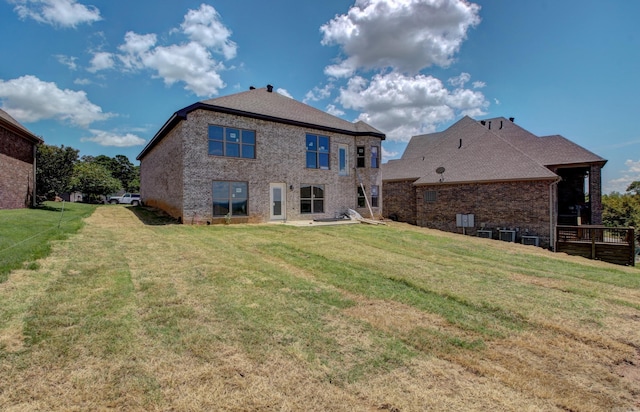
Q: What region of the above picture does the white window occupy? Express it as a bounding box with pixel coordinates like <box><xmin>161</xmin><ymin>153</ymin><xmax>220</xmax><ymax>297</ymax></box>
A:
<box><xmin>338</xmin><ymin>144</ymin><xmax>349</xmax><ymax>176</ymax></box>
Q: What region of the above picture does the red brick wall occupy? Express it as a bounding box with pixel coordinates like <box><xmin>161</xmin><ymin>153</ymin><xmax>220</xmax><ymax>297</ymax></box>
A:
<box><xmin>414</xmin><ymin>180</ymin><xmax>554</xmax><ymax>248</ymax></box>
<box><xmin>1</xmin><ymin>128</ymin><xmax>36</xmax><ymax>209</ymax></box>
<box><xmin>382</xmin><ymin>179</ymin><xmax>417</xmax><ymax>225</ymax></box>
<box><xmin>0</xmin><ymin>153</ymin><xmax>34</xmax><ymax>209</ymax></box>
<box><xmin>0</xmin><ymin>127</ymin><xmax>34</xmax><ymax>163</ymax></box>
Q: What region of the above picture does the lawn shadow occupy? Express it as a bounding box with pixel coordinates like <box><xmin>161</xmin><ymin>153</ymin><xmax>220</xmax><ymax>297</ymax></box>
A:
<box><xmin>127</xmin><ymin>206</ymin><xmax>180</xmax><ymax>226</ymax></box>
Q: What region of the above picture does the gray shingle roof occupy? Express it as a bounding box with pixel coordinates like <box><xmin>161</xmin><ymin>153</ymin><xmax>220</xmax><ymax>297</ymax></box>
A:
<box><xmin>383</xmin><ymin>116</ymin><xmax>606</xmax><ymax>185</ymax></box>
<box><xmin>138</xmin><ymin>87</ymin><xmax>384</xmax><ymax>160</ymax></box>
<box><xmin>0</xmin><ymin>108</ymin><xmax>42</xmax><ymax>143</ymax></box>
<box><xmin>201</xmin><ymin>88</ymin><xmax>384</xmax><ymax>136</ymax></box>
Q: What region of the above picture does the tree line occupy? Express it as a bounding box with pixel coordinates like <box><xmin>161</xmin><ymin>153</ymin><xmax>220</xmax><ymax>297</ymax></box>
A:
<box><xmin>602</xmin><ymin>181</ymin><xmax>640</xmax><ymax>229</ymax></box>
<box><xmin>36</xmin><ymin>144</ymin><xmax>140</xmax><ymax>203</ymax></box>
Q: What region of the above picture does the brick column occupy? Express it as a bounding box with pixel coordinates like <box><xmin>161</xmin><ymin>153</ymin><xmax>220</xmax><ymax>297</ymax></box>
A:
<box><xmin>590</xmin><ymin>164</ymin><xmax>603</xmax><ymax>224</ymax></box>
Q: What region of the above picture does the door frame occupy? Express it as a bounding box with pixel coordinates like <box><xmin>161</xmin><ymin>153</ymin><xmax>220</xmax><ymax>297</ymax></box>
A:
<box><xmin>269</xmin><ymin>183</ymin><xmax>287</xmax><ymax>221</ymax></box>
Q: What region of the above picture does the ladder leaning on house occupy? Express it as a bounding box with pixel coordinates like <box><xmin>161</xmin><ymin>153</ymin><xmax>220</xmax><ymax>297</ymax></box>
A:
<box><xmin>354</xmin><ymin>167</ymin><xmax>374</xmax><ymax>219</ymax></box>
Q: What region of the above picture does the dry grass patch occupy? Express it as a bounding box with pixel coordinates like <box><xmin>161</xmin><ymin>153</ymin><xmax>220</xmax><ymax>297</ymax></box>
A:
<box><xmin>1</xmin><ymin>206</ymin><xmax>639</xmax><ymax>411</ymax></box>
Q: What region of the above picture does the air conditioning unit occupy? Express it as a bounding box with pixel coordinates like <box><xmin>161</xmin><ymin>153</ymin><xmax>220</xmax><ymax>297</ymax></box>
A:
<box><xmin>499</xmin><ymin>230</ymin><xmax>516</xmax><ymax>242</ymax></box>
<box><xmin>521</xmin><ymin>236</ymin><xmax>539</xmax><ymax>246</ymax></box>
<box><xmin>477</xmin><ymin>230</ymin><xmax>492</xmax><ymax>239</ymax></box>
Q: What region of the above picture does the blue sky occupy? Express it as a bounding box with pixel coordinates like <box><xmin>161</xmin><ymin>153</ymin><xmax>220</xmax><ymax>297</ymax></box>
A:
<box><xmin>1</xmin><ymin>0</ymin><xmax>638</xmax><ymax>193</ymax></box>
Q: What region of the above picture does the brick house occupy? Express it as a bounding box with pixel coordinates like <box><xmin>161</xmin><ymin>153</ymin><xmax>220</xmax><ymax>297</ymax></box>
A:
<box><xmin>383</xmin><ymin>116</ymin><xmax>607</xmax><ymax>248</ymax></box>
<box><xmin>0</xmin><ymin>109</ymin><xmax>43</xmax><ymax>209</ymax></box>
<box><xmin>137</xmin><ymin>86</ymin><xmax>385</xmax><ymax>224</ymax></box>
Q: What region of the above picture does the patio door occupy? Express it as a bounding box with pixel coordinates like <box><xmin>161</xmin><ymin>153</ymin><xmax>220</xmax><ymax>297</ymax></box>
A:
<box><xmin>270</xmin><ymin>183</ymin><xmax>286</xmax><ymax>221</ymax></box>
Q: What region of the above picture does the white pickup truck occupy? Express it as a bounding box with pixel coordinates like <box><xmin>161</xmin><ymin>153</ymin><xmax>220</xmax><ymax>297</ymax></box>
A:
<box><xmin>108</xmin><ymin>193</ymin><xmax>142</xmax><ymax>206</ymax></box>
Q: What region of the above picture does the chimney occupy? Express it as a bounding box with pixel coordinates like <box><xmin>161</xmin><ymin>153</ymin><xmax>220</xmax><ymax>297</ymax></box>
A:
<box><xmin>509</xmin><ymin>117</ymin><xmax>515</xmax><ymax>122</ymax></box>
<box><xmin>249</xmin><ymin>86</ymin><xmax>255</xmax><ymax>90</ymax></box>
<box><xmin>266</xmin><ymin>84</ymin><xmax>273</xmax><ymax>92</ymax></box>
<box><xmin>488</xmin><ymin>121</ymin><xmax>491</xmax><ymax>130</ymax></box>
<box><xmin>500</xmin><ymin>120</ymin><xmax>503</xmax><ymax>129</ymax></box>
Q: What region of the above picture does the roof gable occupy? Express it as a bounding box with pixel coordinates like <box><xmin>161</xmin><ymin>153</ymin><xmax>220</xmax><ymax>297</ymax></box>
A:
<box><xmin>383</xmin><ymin>115</ymin><xmax>604</xmax><ymax>184</ymax></box>
<box><xmin>0</xmin><ymin>108</ymin><xmax>42</xmax><ymax>144</ymax></box>
<box><xmin>138</xmin><ymin>87</ymin><xmax>384</xmax><ymax>160</ymax></box>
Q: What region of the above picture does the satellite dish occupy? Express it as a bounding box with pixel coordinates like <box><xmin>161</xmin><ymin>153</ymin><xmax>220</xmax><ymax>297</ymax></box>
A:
<box><xmin>436</xmin><ymin>166</ymin><xmax>446</xmax><ymax>174</ymax></box>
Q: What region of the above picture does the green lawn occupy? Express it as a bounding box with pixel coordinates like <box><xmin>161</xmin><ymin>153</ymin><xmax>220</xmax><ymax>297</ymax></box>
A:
<box><xmin>1</xmin><ymin>205</ymin><xmax>639</xmax><ymax>411</ymax></box>
<box><xmin>0</xmin><ymin>202</ymin><xmax>96</xmax><ymax>282</ymax></box>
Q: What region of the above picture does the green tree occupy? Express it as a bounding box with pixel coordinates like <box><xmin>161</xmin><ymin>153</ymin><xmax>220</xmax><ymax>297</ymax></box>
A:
<box><xmin>88</xmin><ymin>154</ymin><xmax>139</xmax><ymax>192</ymax></box>
<box><xmin>69</xmin><ymin>162</ymin><xmax>122</xmax><ymax>203</ymax></box>
<box><xmin>627</xmin><ymin>181</ymin><xmax>640</xmax><ymax>196</ymax></box>
<box><xmin>602</xmin><ymin>187</ymin><xmax>640</xmax><ymax>228</ymax></box>
<box><xmin>36</xmin><ymin>144</ymin><xmax>79</xmax><ymax>201</ymax></box>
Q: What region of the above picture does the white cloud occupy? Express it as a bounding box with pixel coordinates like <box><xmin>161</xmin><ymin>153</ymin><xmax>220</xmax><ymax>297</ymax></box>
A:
<box><xmin>320</xmin><ymin>0</ymin><xmax>480</xmax><ymax>75</ymax></box>
<box><xmin>625</xmin><ymin>159</ymin><xmax>640</xmax><ymax>173</ymax></box>
<box><xmin>113</xmin><ymin>4</ymin><xmax>235</xmax><ymax>96</ymax></box>
<box><xmin>141</xmin><ymin>42</ymin><xmax>225</xmax><ymax>96</ymax></box>
<box><xmin>472</xmin><ymin>81</ymin><xmax>486</xmax><ymax>89</ymax></box>
<box><xmin>605</xmin><ymin>159</ymin><xmax>640</xmax><ymax>193</ymax></box>
<box><xmin>326</xmin><ymin>104</ymin><xmax>345</xmax><ymax>116</ymax></box>
<box><xmin>179</xmin><ymin>3</ymin><xmax>237</xmax><ymax>60</ymax></box>
<box><xmin>0</xmin><ymin>75</ymin><xmax>112</xmax><ymax>127</ymax></box>
<box><xmin>117</xmin><ymin>32</ymin><xmax>157</xmax><ymax>70</ymax></box>
<box><xmin>303</xmin><ymin>84</ymin><xmax>333</xmax><ymax>103</ymax></box>
<box><xmin>87</xmin><ymin>51</ymin><xmax>115</xmax><ymax>73</ymax></box>
<box><xmin>276</xmin><ymin>88</ymin><xmax>293</xmax><ymax>98</ymax></box>
<box><xmin>10</xmin><ymin>0</ymin><xmax>101</xmax><ymax>28</ymax></box>
<box><xmin>381</xmin><ymin>146</ymin><xmax>399</xmax><ymax>161</ymax></box>
<box><xmin>448</xmin><ymin>72</ymin><xmax>470</xmax><ymax>88</ymax></box>
<box><xmin>80</xmin><ymin>129</ymin><xmax>146</xmax><ymax>147</ymax></box>
<box><xmin>337</xmin><ymin>72</ymin><xmax>488</xmax><ymax>141</ymax></box>
<box><xmin>73</xmin><ymin>78</ymin><xmax>91</xmax><ymax>85</ymax></box>
<box><xmin>55</xmin><ymin>54</ymin><xmax>77</xmax><ymax>70</ymax></box>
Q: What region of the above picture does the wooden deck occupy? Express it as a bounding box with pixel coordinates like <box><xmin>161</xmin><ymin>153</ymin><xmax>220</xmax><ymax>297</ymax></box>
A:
<box><xmin>556</xmin><ymin>225</ymin><xmax>635</xmax><ymax>266</ymax></box>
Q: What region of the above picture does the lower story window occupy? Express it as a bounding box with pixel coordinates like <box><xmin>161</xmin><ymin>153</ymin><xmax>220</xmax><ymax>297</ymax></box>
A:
<box><xmin>300</xmin><ymin>184</ymin><xmax>324</xmax><ymax>214</ymax></box>
<box><xmin>213</xmin><ymin>181</ymin><xmax>248</xmax><ymax>216</ymax></box>
<box><xmin>357</xmin><ymin>185</ymin><xmax>366</xmax><ymax>207</ymax></box>
<box><xmin>357</xmin><ymin>185</ymin><xmax>379</xmax><ymax>207</ymax></box>
<box><xmin>371</xmin><ymin>185</ymin><xmax>379</xmax><ymax>207</ymax></box>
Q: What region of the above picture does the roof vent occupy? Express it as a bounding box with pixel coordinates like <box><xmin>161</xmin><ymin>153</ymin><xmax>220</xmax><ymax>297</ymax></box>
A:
<box><xmin>509</xmin><ymin>117</ymin><xmax>515</xmax><ymax>122</ymax></box>
<box><xmin>249</xmin><ymin>86</ymin><xmax>255</xmax><ymax>90</ymax></box>
<box><xmin>266</xmin><ymin>84</ymin><xmax>273</xmax><ymax>92</ymax></box>
<box><xmin>480</xmin><ymin>120</ymin><xmax>486</xmax><ymax>126</ymax></box>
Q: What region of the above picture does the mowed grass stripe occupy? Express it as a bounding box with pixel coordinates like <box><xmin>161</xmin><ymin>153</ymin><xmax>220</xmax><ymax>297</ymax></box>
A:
<box><xmin>1</xmin><ymin>206</ymin><xmax>639</xmax><ymax>411</ymax></box>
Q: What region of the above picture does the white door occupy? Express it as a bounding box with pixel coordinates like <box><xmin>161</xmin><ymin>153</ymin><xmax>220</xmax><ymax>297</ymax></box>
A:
<box><xmin>270</xmin><ymin>183</ymin><xmax>286</xmax><ymax>220</ymax></box>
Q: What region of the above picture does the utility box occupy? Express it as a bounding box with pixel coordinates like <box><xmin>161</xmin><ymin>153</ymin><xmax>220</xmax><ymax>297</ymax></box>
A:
<box><xmin>456</xmin><ymin>214</ymin><xmax>475</xmax><ymax>228</ymax></box>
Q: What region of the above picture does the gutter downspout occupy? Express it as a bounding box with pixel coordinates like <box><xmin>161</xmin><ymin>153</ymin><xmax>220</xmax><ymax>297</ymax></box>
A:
<box><xmin>549</xmin><ymin>177</ymin><xmax>561</xmax><ymax>251</ymax></box>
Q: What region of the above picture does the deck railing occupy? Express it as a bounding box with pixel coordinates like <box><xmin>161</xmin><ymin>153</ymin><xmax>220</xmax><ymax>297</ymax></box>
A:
<box><xmin>556</xmin><ymin>225</ymin><xmax>635</xmax><ymax>266</ymax></box>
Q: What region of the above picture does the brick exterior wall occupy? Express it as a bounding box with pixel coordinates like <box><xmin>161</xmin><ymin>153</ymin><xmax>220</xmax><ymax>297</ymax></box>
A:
<box><xmin>140</xmin><ymin>109</ymin><xmax>383</xmax><ymax>223</ymax></box>
<box><xmin>589</xmin><ymin>164</ymin><xmax>603</xmax><ymax>224</ymax></box>
<box><xmin>139</xmin><ymin>124</ymin><xmax>184</xmax><ymax>218</ymax></box>
<box><xmin>0</xmin><ymin>128</ymin><xmax>36</xmax><ymax>209</ymax></box>
<box><xmin>382</xmin><ymin>179</ymin><xmax>417</xmax><ymax>225</ymax></box>
<box><xmin>389</xmin><ymin>180</ymin><xmax>555</xmax><ymax>248</ymax></box>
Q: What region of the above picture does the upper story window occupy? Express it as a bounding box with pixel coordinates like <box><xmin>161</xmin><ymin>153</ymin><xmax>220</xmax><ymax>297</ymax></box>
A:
<box><xmin>208</xmin><ymin>125</ymin><xmax>256</xmax><ymax>159</ymax></box>
<box><xmin>371</xmin><ymin>146</ymin><xmax>380</xmax><ymax>168</ymax></box>
<box><xmin>306</xmin><ymin>134</ymin><xmax>330</xmax><ymax>169</ymax></box>
<box><xmin>338</xmin><ymin>144</ymin><xmax>349</xmax><ymax>176</ymax></box>
<box><xmin>356</xmin><ymin>146</ymin><xmax>365</xmax><ymax>168</ymax></box>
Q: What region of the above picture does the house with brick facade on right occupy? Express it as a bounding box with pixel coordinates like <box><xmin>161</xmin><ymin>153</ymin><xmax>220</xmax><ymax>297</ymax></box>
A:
<box><xmin>382</xmin><ymin>116</ymin><xmax>607</xmax><ymax>249</ymax></box>
<box><xmin>0</xmin><ymin>108</ymin><xmax>42</xmax><ymax>209</ymax></box>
